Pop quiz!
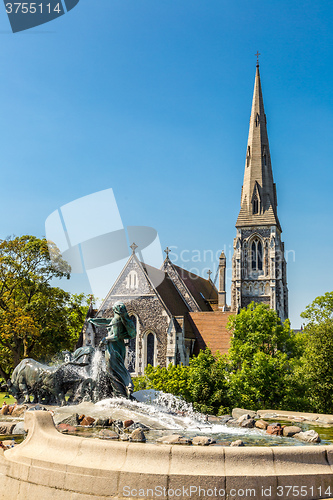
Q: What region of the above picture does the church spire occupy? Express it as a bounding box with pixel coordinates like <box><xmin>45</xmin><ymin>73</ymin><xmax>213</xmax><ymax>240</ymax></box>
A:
<box><xmin>236</xmin><ymin>63</ymin><xmax>281</xmax><ymax>232</ymax></box>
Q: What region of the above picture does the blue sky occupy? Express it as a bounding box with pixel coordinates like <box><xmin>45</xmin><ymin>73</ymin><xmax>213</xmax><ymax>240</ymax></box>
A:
<box><xmin>0</xmin><ymin>0</ymin><xmax>332</xmax><ymax>327</ymax></box>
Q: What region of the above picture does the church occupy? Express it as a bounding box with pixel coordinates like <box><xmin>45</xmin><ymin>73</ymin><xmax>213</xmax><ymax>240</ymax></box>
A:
<box><xmin>81</xmin><ymin>62</ymin><xmax>289</xmax><ymax>375</ymax></box>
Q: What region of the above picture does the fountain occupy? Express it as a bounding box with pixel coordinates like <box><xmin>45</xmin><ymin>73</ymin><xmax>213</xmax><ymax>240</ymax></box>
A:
<box><xmin>1</xmin><ymin>303</ymin><xmax>333</xmax><ymax>499</ymax></box>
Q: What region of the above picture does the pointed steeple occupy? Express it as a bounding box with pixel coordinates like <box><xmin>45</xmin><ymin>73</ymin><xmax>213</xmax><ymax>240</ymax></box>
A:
<box><xmin>236</xmin><ymin>64</ymin><xmax>281</xmax><ymax>232</ymax></box>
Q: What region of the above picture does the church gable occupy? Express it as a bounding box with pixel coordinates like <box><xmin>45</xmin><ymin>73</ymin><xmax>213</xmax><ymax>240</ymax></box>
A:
<box><xmin>98</xmin><ymin>255</ymin><xmax>155</xmax><ymax>315</ymax></box>
<box><xmin>162</xmin><ymin>257</ymin><xmax>201</xmax><ymax>312</ymax></box>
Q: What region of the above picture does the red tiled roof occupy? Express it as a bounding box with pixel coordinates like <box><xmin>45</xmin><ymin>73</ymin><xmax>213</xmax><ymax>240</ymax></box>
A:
<box><xmin>189</xmin><ymin>311</ymin><xmax>234</xmax><ymax>355</ymax></box>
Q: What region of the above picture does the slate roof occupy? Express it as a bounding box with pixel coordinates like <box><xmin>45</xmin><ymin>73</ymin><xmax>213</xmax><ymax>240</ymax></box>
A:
<box><xmin>172</xmin><ymin>264</ymin><xmax>218</xmax><ymax>311</ymax></box>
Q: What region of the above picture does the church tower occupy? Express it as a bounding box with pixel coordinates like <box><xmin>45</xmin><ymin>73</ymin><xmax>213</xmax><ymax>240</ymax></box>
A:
<box><xmin>231</xmin><ymin>62</ymin><xmax>288</xmax><ymax>321</ymax></box>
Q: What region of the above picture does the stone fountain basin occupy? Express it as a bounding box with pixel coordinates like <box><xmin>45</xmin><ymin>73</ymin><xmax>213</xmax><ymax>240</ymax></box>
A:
<box><xmin>1</xmin><ymin>411</ymin><xmax>333</xmax><ymax>500</ymax></box>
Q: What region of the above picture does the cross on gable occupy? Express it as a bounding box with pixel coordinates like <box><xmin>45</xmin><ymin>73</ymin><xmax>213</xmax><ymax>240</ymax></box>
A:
<box><xmin>164</xmin><ymin>247</ymin><xmax>171</xmax><ymax>258</ymax></box>
<box><xmin>130</xmin><ymin>242</ymin><xmax>138</xmax><ymax>254</ymax></box>
<box><xmin>207</xmin><ymin>270</ymin><xmax>212</xmax><ymax>280</ymax></box>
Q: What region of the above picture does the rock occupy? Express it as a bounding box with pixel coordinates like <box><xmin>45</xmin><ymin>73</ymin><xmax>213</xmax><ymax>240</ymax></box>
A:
<box><xmin>1</xmin><ymin>404</ymin><xmax>9</xmax><ymax>415</ymax></box>
<box><xmin>0</xmin><ymin>423</ymin><xmax>16</xmax><ymax>435</ymax></box>
<box><xmin>219</xmin><ymin>415</ymin><xmax>233</xmax><ymax>424</ymax></box>
<box><xmin>255</xmin><ymin>419</ymin><xmax>269</xmax><ymax>430</ymax></box>
<box><xmin>157</xmin><ymin>434</ymin><xmax>192</xmax><ymax>445</ymax></box>
<box><xmin>98</xmin><ymin>429</ymin><xmax>119</xmax><ymax>440</ymax></box>
<box><xmin>123</xmin><ymin>419</ymin><xmax>134</xmax><ymax>429</ymax></box>
<box><xmin>11</xmin><ymin>405</ymin><xmax>27</xmax><ymax>417</ymax></box>
<box><xmin>129</xmin><ymin>428</ymin><xmax>146</xmax><ymax>443</ymax></box>
<box><xmin>58</xmin><ymin>414</ymin><xmax>80</xmax><ymax>426</ymax></box>
<box><xmin>266</xmin><ymin>424</ymin><xmax>283</xmax><ymax>436</ymax></box>
<box><xmin>57</xmin><ymin>423</ymin><xmax>77</xmax><ymax>433</ymax></box>
<box><xmin>206</xmin><ymin>415</ymin><xmax>220</xmax><ymax>423</ymax></box>
<box><xmin>12</xmin><ymin>422</ymin><xmax>26</xmax><ymax>435</ymax></box>
<box><xmin>237</xmin><ymin>414</ymin><xmax>251</xmax><ymax>424</ymax></box>
<box><xmin>94</xmin><ymin>417</ymin><xmax>109</xmax><ymax>427</ymax></box>
<box><xmin>282</xmin><ymin>426</ymin><xmax>302</xmax><ymax>437</ymax></box>
<box><xmin>80</xmin><ymin>416</ymin><xmax>95</xmax><ymax>426</ymax></box>
<box><xmin>241</xmin><ymin>418</ymin><xmax>255</xmax><ymax>428</ymax></box>
<box><xmin>226</xmin><ymin>418</ymin><xmax>238</xmax><ymax>425</ymax></box>
<box><xmin>293</xmin><ymin>430</ymin><xmax>321</xmax><ymax>443</ymax></box>
<box><xmin>120</xmin><ymin>434</ymin><xmax>129</xmax><ymax>441</ymax></box>
<box><xmin>230</xmin><ymin>440</ymin><xmax>245</xmax><ymax>447</ymax></box>
<box><xmin>232</xmin><ymin>408</ymin><xmax>257</xmax><ymax>419</ymax></box>
<box><xmin>192</xmin><ymin>436</ymin><xmax>216</xmax><ymax>446</ymax></box>
<box><xmin>8</xmin><ymin>404</ymin><xmax>16</xmax><ymax>415</ymax></box>
<box><xmin>127</xmin><ymin>422</ymin><xmax>150</xmax><ymax>432</ymax></box>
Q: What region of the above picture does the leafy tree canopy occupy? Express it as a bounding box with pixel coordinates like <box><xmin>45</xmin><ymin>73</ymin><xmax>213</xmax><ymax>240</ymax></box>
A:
<box><xmin>301</xmin><ymin>291</ymin><xmax>333</xmax><ymax>325</ymax></box>
<box><xmin>0</xmin><ymin>235</ymin><xmax>88</xmax><ymax>379</ymax></box>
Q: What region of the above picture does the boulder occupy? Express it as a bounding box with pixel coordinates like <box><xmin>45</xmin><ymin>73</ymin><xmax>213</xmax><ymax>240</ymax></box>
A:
<box><xmin>206</xmin><ymin>415</ymin><xmax>220</xmax><ymax>423</ymax></box>
<box><xmin>8</xmin><ymin>404</ymin><xmax>16</xmax><ymax>415</ymax></box>
<box><xmin>157</xmin><ymin>434</ymin><xmax>192</xmax><ymax>445</ymax></box>
<box><xmin>80</xmin><ymin>416</ymin><xmax>95</xmax><ymax>426</ymax></box>
<box><xmin>58</xmin><ymin>414</ymin><xmax>80</xmax><ymax>426</ymax></box>
<box><xmin>192</xmin><ymin>436</ymin><xmax>216</xmax><ymax>446</ymax></box>
<box><xmin>230</xmin><ymin>440</ymin><xmax>245</xmax><ymax>447</ymax></box>
<box><xmin>94</xmin><ymin>417</ymin><xmax>112</xmax><ymax>427</ymax></box>
<box><xmin>282</xmin><ymin>426</ymin><xmax>302</xmax><ymax>437</ymax></box>
<box><xmin>241</xmin><ymin>418</ymin><xmax>255</xmax><ymax>428</ymax></box>
<box><xmin>255</xmin><ymin>419</ymin><xmax>269</xmax><ymax>430</ymax></box>
<box><xmin>0</xmin><ymin>422</ymin><xmax>16</xmax><ymax>435</ymax></box>
<box><xmin>232</xmin><ymin>408</ymin><xmax>257</xmax><ymax>419</ymax></box>
<box><xmin>127</xmin><ymin>422</ymin><xmax>150</xmax><ymax>432</ymax></box>
<box><xmin>57</xmin><ymin>423</ymin><xmax>77</xmax><ymax>433</ymax></box>
<box><xmin>123</xmin><ymin>419</ymin><xmax>134</xmax><ymax>429</ymax></box>
<box><xmin>237</xmin><ymin>413</ymin><xmax>251</xmax><ymax>424</ymax></box>
<box><xmin>98</xmin><ymin>429</ymin><xmax>119</xmax><ymax>440</ymax></box>
<box><xmin>219</xmin><ymin>415</ymin><xmax>233</xmax><ymax>424</ymax></box>
<box><xmin>1</xmin><ymin>404</ymin><xmax>9</xmax><ymax>415</ymax></box>
<box><xmin>293</xmin><ymin>430</ymin><xmax>321</xmax><ymax>443</ymax></box>
<box><xmin>129</xmin><ymin>428</ymin><xmax>146</xmax><ymax>443</ymax></box>
<box><xmin>11</xmin><ymin>405</ymin><xmax>27</xmax><ymax>417</ymax></box>
<box><xmin>266</xmin><ymin>424</ymin><xmax>283</xmax><ymax>436</ymax></box>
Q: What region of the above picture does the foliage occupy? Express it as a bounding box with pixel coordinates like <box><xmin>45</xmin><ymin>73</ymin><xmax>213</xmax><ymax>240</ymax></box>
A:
<box><xmin>301</xmin><ymin>291</ymin><xmax>333</xmax><ymax>325</ymax></box>
<box><xmin>133</xmin><ymin>349</ymin><xmax>230</xmax><ymax>415</ymax></box>
<box><xmin>226</xmin><ymin>302</ymin><xmax>301</xmax><ymax>410</ymax></box>
<box><xmin>187</xmin><ymin>349</ymin><xmax>230</xmax><ymax>414</ymax></box>
<box><xmin>0</xmin><ymin>235</ymin><xmax>89</xmax><ymax>379</ymax></box>
<box><xmin>300</xmin><ymin>292</ymin><xmax>333</xmax><ymax>413</ymax></box>
<box><xmin>135</xmin><ymin>297</ymin><xmax>333</xmax><ymax>416</ymax></box>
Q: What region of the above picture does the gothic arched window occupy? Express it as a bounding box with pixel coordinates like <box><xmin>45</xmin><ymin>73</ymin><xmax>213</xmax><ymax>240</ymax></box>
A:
<box><xmin>251</xmin><ymin>239</ymin><xmax>263</xmax><ymax>271</ymax></box>
<box><xmin>147</xmin><ymin>333</ymin><xmax>155</xmax><ymax>367</ymax></box>
<box><xmin>253</xmin><ymin>195</ymin><xmax>259</xmax><ymax>215</ymax></box>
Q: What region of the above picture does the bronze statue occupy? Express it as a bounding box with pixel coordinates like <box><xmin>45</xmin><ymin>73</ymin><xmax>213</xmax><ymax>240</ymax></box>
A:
<box><xmin>88</xmin><ymin>301</ymin><xmax>136</xmax><ymax>399</ymax></box>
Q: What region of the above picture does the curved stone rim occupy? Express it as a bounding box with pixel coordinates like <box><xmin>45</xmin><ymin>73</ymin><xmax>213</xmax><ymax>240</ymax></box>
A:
<box><xmin>1</xmin><ymin>411</ymin><xmax>333</xmax><ymax>500</ymax></box>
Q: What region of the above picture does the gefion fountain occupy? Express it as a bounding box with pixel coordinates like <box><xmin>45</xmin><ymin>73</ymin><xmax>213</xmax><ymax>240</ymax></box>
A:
<box><xmin>1</xmin><ymin>302</ymin><xmax>333</xmax><ymax>500</ymax></box>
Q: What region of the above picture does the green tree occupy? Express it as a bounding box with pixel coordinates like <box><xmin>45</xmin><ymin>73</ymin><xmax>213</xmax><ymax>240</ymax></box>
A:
<box><xmin>133</xmin><ymin>349</ymin><xmax>230</xmax><ymax>415</ymax></box>
<box><xmin>187</xmin><ymin>349</ymin><xmax>230</xmax><ymax>414</ymax></box>
<box><xmin>300</xmin><ymin>292</ymin><xmax>333</xmax><ymax>413</ymax></box>
<box><xmin>227</xmin><ymin>302</ymin><xmax>301</xmax><ymax>410</ymax></box>
<box><xmin>0</xmin><ymin>235</ymin><xmax>88</xmax><ymax>379</ymax></box>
